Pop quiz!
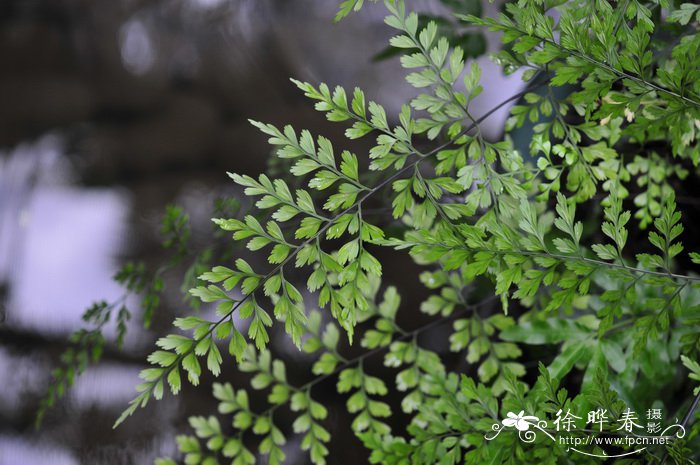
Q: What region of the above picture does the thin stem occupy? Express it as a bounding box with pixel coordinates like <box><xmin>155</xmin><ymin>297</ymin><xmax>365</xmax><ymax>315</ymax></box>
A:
<box><xmin>398</xmin><ymin>238</ymin><xmax>700</xmax><ymax>283</ymax></box>
<box><xmin>658</xmin><ymin>390</ymin><xmax>700</xmax><ymax>465</ymax></box>
<box><xmin>262</xmin><ymin>294</ymin><xmax>500</xmax><ymax>418</ymax></box>
<box><xmin>537</xmin><ymin>32</ymin><xmax>700</xmax><ymax>108</ymax></box>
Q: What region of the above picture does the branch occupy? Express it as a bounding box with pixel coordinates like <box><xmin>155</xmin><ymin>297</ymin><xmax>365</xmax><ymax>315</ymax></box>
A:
<box><xmin>253</xmin><ymin>294</ymin><xmax>500</xmax><ymax>432</ymax></box>
<box><xmin>658</xmin><ymin>390</ymin><xmax>700</xmax><ymax>465</ymax></box>
<box><xmin>394</xmin><ymin>238</ymin><xmax>700</xmax><ymax>284</ymax></box>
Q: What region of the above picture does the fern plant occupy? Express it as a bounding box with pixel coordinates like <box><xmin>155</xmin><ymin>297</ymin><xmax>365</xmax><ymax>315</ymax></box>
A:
<box><xmin>39</xmin><ymin>0</ymin><xmax>700</xmax><ymax>463</ymax></box>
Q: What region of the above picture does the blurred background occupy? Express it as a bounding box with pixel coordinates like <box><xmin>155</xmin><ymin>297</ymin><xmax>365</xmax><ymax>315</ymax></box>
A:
<box><xmin>0</xmin><ymin>0</ymin><xmax>525</xmax><ymax>463</ymax></box>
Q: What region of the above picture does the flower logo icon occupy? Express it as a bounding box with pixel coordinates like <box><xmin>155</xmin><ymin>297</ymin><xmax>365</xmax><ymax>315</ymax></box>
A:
<box><xmin>485</xmin><ymin>410</ymin><xmax>549</xmax><ymax>441</ymax></box>
<box><xmin>502</xmin><ymin>411</ymin><xmax>540</xmax><ymax>431</ymax></box>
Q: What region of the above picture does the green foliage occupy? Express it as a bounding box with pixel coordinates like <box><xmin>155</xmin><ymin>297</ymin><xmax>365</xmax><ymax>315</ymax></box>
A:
<box><xmin>40</xmin><ymin>0</ymin><xmax>700</xmax><ymax>463</ymax></box>
<box><xmin>373</xmin><ymin>0</ymin><xmax>486</xmax><ymax>62</ymax></box>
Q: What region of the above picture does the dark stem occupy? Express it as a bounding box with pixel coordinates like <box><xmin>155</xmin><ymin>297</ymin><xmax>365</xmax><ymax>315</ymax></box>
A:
<box><xmin>658</xmin><ymin>390</ymin><xmax>700</xmax><ymax>465</ymax></box>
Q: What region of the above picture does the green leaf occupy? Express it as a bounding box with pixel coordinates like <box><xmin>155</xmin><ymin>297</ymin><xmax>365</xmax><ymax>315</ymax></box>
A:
<box><xmin>681</xmin><ymin>355</ymin><xmax>700</xmax><ymax>395</ymax></box>
<box><xmin>547</xmin><ymin>342</ymin><xmax>587</xmax><ymax>381</ymax></box>
<box><xmin>669</xmin><ymin>3</ymin><xmax>700</xmax><ymax>25</ymax></box>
